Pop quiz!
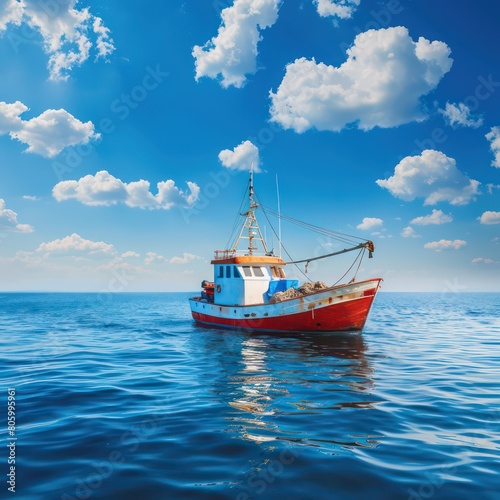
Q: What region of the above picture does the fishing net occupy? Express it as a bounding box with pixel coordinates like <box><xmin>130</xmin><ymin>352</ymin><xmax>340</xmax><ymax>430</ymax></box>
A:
<box><xmin>269</xmin><ymin>281</ymin><xmax>328</xmax><ymax>303</ymax></box>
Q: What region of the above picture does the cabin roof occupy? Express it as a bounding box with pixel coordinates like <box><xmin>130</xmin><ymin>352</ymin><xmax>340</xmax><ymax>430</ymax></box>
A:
<box><xmin>210</xmin><ymin>255</ymin><xmax>286</xmax><ymax>265</ymax></box>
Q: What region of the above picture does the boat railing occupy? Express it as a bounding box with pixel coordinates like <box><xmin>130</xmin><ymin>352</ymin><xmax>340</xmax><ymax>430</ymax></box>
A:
<box><xmin>213</xmin><ymin>249</ymin><xmax>241</xmax><ymax>260</ymax></box>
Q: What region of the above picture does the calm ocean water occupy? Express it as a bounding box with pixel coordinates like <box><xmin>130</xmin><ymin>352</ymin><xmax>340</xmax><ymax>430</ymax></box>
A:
<box><xmin>0</xmin><ymin>292</ymin><xmax>499</xmax><ymax>500</ymax></box>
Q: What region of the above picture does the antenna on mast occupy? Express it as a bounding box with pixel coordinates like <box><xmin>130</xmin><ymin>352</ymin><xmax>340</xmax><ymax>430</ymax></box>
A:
<box><xmin>276</xmin><ymin>174</ymin><xmax>282</xmax><ymax>258</ymax></box>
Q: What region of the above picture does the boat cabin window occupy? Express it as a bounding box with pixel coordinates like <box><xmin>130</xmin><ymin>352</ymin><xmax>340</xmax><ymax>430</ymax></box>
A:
<box><xmin>233</xmin><ymin>266</ymin><xmax>241</xmax><ymax>278</ymax></box>
<box><xmin>252</xmin><ymin>266</ymin><xmax>264</xmax><ymax>277</ymax></box>
<box><xmin>226</xmin><ymin>265</ymin><xmax>231</xmax><ymax>278</ymax></box>
<box><xmin>242</xmin><ymin>266</ymin><xmax>252</xmax><ymax>277</ymax></box>
<box><xmin>218</xmin><ymin>266</ymin><xmax>224</xmax><ymax>278</ymax></box>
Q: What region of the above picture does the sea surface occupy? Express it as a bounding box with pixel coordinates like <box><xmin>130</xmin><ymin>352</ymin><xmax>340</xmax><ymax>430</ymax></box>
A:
<box><xmin>0</xmin><ymin>292</ymin><xmax>499</xmax><ymax>500</ymax></box>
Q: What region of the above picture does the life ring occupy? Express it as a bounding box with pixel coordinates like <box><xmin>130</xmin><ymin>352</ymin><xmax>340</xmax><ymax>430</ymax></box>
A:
<box><xmin>216</xmin><ymin>284</ymin><xmax>222</xmax><ymax>293</ymax></box>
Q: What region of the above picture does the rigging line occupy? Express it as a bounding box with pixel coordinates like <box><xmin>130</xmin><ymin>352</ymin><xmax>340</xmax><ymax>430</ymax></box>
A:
<box><xmin>259</xmin><ymin>205</ymin><xmax>367</xmax><ymax>244</ymax></box>
<box><xmin>255</xmin><ymin>196</ymin><xmax>310</xmax><ymax>282</ymax></box>
<box><xmin>225</xmin><ymin>177</ymin><xmax>251</xmax><ymax>250</ymax></box>
<box><xmin>258</xmin><ymin>215</ymin><xmax>361</xmax><ymax>247</ymax></box>
<box><xmin>331</xmin><ymin>249</ymin><xmax>365</xmax><ymax>287</ymax></box>
<box><xmin>258</xmin><ymin>198</ymin><xmax>356</xmax><ymax>282</ymax></box>
<box><xmin>267</xmin><ymin>213</ymin><xmax>365</xmax><ymax>245</ymax></box>
<box><xmin>353</xmin><ymin>247</ymin><xmax>366</xmax><ymax>281</ymax></box>
<box><xmin>284</xmin><ymin>242</ymin><xmax>369</xmax><ymax>265</ymax></box>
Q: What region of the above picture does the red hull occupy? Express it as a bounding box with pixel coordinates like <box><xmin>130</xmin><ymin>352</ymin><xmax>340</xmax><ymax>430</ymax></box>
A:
<box><xmin>192</xmin><ymin>292</ymin><xmax>378</xmax><ymax>333</ymax></box>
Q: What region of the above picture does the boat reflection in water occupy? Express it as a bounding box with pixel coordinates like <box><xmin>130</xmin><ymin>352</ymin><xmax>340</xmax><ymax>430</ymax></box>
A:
<box><xmin>207</xmin><ymin>331</ymin><xmax>384</xmax><ymax>453</ymax></box>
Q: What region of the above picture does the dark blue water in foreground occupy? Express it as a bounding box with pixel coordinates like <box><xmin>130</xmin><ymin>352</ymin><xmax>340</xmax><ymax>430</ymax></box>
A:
<box><xmin>0</xmin><ymin>292</ymin><xmax>499</xmax><ymax>500</ymax></box>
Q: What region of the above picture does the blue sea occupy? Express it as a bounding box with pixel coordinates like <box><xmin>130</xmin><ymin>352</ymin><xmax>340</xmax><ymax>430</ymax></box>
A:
<box><xmin>0</xmin><ymin>292</ymin><xmax>499</xmax><ymax>500</ymax></box>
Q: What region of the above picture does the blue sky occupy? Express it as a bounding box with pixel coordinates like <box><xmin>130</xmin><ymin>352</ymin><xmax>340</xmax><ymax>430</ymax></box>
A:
<box><xmin>0</xmin><ymin>0</ymin><xmax>499</xmax><ymax>292</ymax></box>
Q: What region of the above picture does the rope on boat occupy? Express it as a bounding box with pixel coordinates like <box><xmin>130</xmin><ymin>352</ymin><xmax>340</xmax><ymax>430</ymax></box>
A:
<box><xmin>284</xmin><ymin>241</ymin><xmax>374</xmax><ymax>268</ymax></box>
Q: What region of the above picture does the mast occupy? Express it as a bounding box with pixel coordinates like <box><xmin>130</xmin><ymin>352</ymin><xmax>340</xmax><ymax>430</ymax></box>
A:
<box><xmin>248</xmin><ymin>171</ymin><xmax>257</xmax><ymax>254</ymax></box>
<box><xmin>276</xmin><ymin>174</ymin><xmax>282</xmax><ymax>258</ymax></box>
<box><xmin>232</xmin><ymin>172</ymin><xmax>269</xmax><ymax>255</ymax></box>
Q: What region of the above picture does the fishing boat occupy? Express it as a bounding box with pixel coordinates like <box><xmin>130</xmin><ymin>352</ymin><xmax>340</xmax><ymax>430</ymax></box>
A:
<box><xmin>189</xmin><ymin>173</ymin><xmax>382</xmax><ymax>333</ymax></box>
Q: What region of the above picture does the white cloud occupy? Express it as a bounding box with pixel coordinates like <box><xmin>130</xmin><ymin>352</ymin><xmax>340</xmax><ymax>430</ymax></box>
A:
<box><xmin>0</xmin><ymin>198</ymin><xmax>34</xmax><ymax>233</ymax></box>
<box><xmin>169</xmin><ymin>253</ymin><xmax>202</xmax><ymax>264</ymax></box>
<box><xmin>0</xmin><ymin>101</ymin><xmax>99</xmax><ymax>157</ymax></box>
<box><xmin>269</xmin><ymin>27</ymin><xmax>452</xmax><ymax>133</ymax></box>
<box><xmin>478</xmin><ymin>211</ymin><xmax>500</xmax><ymax>225</ymax></box>
<box><xmin>410</xmin><ymin>209</ymin><xmax>453</xmax><ymax>225</ymax></box>
<box><xmin>53</xmin><ymin>170</ymin><xmax>200</xmax><ymax>209</ymax></box>
<box><xmin>439</xmin><ymin>102</ymin><xmax>483</xmax><ymax>128</ymax></box>
<box><xmin>12</xmin><ymin>108</ymin><xmax>100</xmax><ymax>157</ymax></box>
<box><xmin>376</xmin><ymin>150</ymin><xmax>480</xmax><ymax>206</ymax></box>
<box><xmin>192</xmin><ymin>0</ymin><xmax>280</xmax><ymax>88</ymax></box>
<box><xmin>357</xmin><ymin>217</ymin><xmax>383</xmax><ymax>230</ymax></box>
<box><xmin>424</xmin><ymin>239</ymin><xmax>467</xmax><ymax>251</ymax></box>
<box><xmin>121</xmin><ymin>251</ymin><xmax>140</xmax><ymax>259</ymax></box>
<box><xmin>22</xmin><ymin>195</ymin><xmax>40</xmax><ymax>201</ymax></box>
<box><xmin>218</xmin><ymin>140</ymin><xmax>261</xmax><ymax>172</ymax></box>
<box><xmin>36</xmin><ymin>233</ymin><xmax>115</xmax><ymax>255</ymax></box>
<box><xmin>0</xmin><ymin>0</ymin><xmax>23</xmax><ymax>30</ymax></box>
<box><xmin>472</xmin><ymin>257</ymin><xmax>495</xmax><ymax>265</ymax></box>
<box><xmin>486</xmin><ymin>183</ymin><xmax>500</xmax><ymax>195</ymax></box>
<box><xmin>144</xmin><ymin>252</ymin><xmax>167</xmax><ymax>265</ymax></box>
<box><xmin>93</xmin><ymin>16</ymin><xmax>114</xmax><ymax>59</ymax></box>
<box><xmin>314</xmin><ymin>0</ymin><xmax>360</xmax><ymax>19</ymax></box>
<box><xmin>0</xmin><ymin>101</ymin><xmax>25</xmax><ymax>133</ymax></box>
<box><xmin>0</xmin><ymin>0</ymin><xmax>114</xmax><ymax>81</ymax></box>
<box><xmin>485</xmin><ymin>126</ymin><xmax>500</xmax><ymax>168</ymax></box>
<box><xmin>401</xmin><ymin>226</ymin><xmax>420</xmax><ymax>238</ymax></box>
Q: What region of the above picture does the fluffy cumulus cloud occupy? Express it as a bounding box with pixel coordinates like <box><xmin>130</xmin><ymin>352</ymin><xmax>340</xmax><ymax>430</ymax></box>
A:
<box><xmin>218</xmin><ymin>140</ymin><xmax>261</xmax><ymax>172</ymax></box>
<box><xmin>269</xmin><ymin>27</ymin><xmax>453</xmax><ymax>133</ymax></box>
<box><xmin>0</xmin><ymin>198</ymin><xmax>34</xmax><ymax>233</ymax></box>
<box><xmin>357</xmin><ymin>217</ymin><xmax>383</xmax><ymax>230</ymax></box>
<box><xmin>52</xmin><ymin>170</ymin><xmax>200</xmax><ymax>210</ymax></box>
<box><xmin>410</xmin><ymin>209</ymin><xmax>452</xmax><ymax>225</ymax></box>
<box><xmin>0</xmin><ymin>0</ymin><xmax>114</xmax><ymax>81</ymax></box>
<box><xmin>36</xmin><ymin>233</ymin><xmax>115</xmax><ymax>255</ymax></box>
<box><xmin>439</xmin><ymin>102</ymin><xmax>483</xmax><ymax>128</ymax></box>
<box><xmin>485</xmin><ymin>126</ymin><xmax>500</xmax><ymax>168</ymax></box>
<box><xmin>169</xmin><ymin>253</ymin><xmax>202</xmax><ymax>264</ymax></box>
<box><xmin>192</xmin><ymin>0</ymin><xmax>280</xmax><ymax>88</ymax></box>
<box><xmin>401</xmin><ymin>226</ymin><xmax>420</xmax><ymax>238</ymax></box>
<box><xmin>314</xmin><ymin>0</ymin><xmax>360</xmax><ymax>19</ymax></box>
<box><xmin>424</xmin><ymin>239</ymin><xmax>467</xmax><ymax>251</ymax></box>
<box><xmin>376</xmin><ymin>150</ymin><xmax>480</xmax><ymax>206</ymax></box>
<box><xmin>478</xmin><ymin>211</ymin><xmax>500</xmax><ymax>225</ymax></box>
<box><xmin>0</xmin><ymin>101</ymin><xmax>99</xmax><ymax>157</ymax></box>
